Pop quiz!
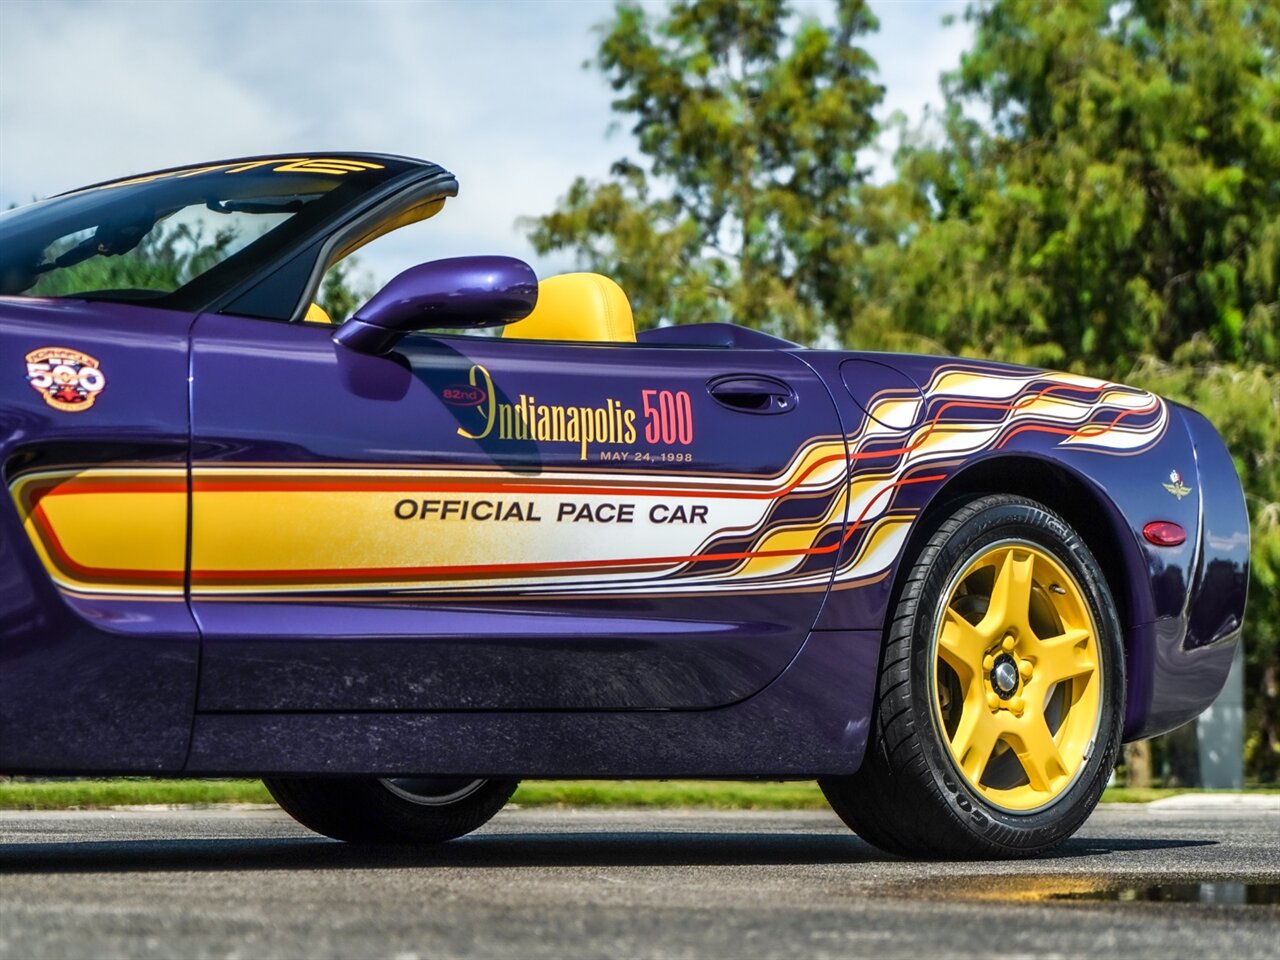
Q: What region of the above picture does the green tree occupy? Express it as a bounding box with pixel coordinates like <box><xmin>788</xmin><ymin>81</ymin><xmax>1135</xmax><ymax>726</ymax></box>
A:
<box><xmin>28</xmin><ymin>222</ymin><xmax>239</xmax><ymax>299</ymax></box>
<box><xmin>526</xmin><ymin>0</ymin><xmax>886</xmax><ymax>343</ymax></box>
<box><xmin>317</xmin><ymin>257</ymin><xmax>378</xmax><ymax>323</ymax></box>
<box><xmin>26</xmin><ymin>219</ymin><xmax>374</xmax><ymax>322</ymax></box>
<box><xmin>871</xmin><ymin>0</ymin><xmax>1279</xmax><ymax>369</ymax></box>
<box><xmin>873</xmin><ymin>0</ymin><xmax>1280</xmax><ymax>778</ymax></box>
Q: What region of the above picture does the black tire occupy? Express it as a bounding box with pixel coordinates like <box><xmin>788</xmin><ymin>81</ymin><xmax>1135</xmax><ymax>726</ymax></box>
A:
<box><xmin>820</xmin><ymin>494</ymin><xmax>1124</xmax><ymax>859</ymax></box>
<box><xmin>263</xmin><ymin>776</ymin><xmax>518</xmax><ymax>844</ymax></box>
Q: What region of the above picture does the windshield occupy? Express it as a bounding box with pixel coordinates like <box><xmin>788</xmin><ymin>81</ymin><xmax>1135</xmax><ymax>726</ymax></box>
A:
<box><xmin>0</xmin><ymin>156</ymin><xmax>415</xmax><ymax>307</ymax></box>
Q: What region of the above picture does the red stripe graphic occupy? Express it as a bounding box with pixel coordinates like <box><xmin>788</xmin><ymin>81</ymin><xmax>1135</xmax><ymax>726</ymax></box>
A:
<box><xmin>12</xmin><ymin>374</ymin><xmax>1159</xmax><ymax>592</ymax></box>
<box><xmin>186</xmin><ymin>474</ymin><xmax>945</xmax><ymax>586</ymax></box>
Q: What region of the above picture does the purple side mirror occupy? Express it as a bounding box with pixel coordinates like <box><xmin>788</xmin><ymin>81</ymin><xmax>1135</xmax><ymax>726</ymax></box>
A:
<box><xmin>334</xmin><ymin>255</ymin><xmax>538</xmax><ymax>354</ymax></box>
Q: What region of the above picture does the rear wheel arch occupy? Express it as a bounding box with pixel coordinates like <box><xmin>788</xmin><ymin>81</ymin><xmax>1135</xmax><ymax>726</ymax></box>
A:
<box><xmin>826</xmin><ymin>491</ymin><xmax>1125</xmax><ymax>856</ymax></box>
<box><xmin>890</xmin><ymin>456</ymin><xmax>1147</xmax><ymax>706</ymax></box>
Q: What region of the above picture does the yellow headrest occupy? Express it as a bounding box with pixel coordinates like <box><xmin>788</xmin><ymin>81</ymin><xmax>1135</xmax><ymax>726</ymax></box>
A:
<box><xmin>502</xmin><ymin>273</ymin><xmax>635</xmax><ymax>343</ymax></box>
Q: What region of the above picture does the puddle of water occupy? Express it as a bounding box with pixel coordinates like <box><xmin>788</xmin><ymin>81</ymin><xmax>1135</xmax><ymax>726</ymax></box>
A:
<box><xmin>1052</xmin><ymin>882</ymin><xmax>1280</xmax><ymax>907</ymax></box>
<box><xmin>911</xmin><ymin>877</ymin><xmax>1280</xmax><ymax>909</ymax></box>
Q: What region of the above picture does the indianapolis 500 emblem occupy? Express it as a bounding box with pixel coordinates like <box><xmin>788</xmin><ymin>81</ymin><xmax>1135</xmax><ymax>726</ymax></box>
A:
<box><xmin>25</xmin><ymin>347</ymin><xmax>107</xmax><ymax>412</ymax></box>
<box><xmin>1163</xmin><ymin>468</ymin><xmax>1193</xmax><ymax>500</ymax></box>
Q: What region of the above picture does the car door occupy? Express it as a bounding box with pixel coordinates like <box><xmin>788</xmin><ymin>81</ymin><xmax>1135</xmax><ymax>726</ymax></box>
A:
<box><xmin>0</xmin><ymin>300</ymin><xmax>199</xmax><ymax>770</ymax></box>
<box><xmin>188</xmin><ymin>314</ymin><xmax>847</xmax><ymax>711</ymax></box>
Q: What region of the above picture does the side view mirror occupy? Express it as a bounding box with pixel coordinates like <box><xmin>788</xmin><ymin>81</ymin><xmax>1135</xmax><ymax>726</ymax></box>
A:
<box><xmin>334</xmin><ymin>255</ymin><xmax>538</xmax><ymax>354</ymax></box>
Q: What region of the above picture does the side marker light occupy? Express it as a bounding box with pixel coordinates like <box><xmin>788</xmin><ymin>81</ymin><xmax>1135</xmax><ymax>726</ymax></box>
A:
<box><xmin>1143</xmin><ymin>521</ymin><xmax>1187</xmax><ymax>547</ymax></box>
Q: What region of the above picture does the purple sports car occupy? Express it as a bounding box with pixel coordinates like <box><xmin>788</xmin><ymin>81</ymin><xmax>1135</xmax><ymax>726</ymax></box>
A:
<box><xmin>0</xmin><ymin>154</ymin><xmax>1248</xmax><ymax>857</ymax></box>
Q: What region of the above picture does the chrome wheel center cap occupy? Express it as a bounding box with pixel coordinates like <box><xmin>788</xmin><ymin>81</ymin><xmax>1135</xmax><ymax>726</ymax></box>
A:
<box><xmin>991</xmin><ymin>655</ymin><xmax>1020</xmax><ymax>699</ymax></box>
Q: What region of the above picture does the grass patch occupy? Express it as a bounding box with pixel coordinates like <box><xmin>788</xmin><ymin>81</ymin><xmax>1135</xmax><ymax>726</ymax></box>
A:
<box><xmin>0</xmin><ymin>778</ymin><xmax>1273</xmax><ymax>811</ymax></box>
<box><xmin>0</xmin><ymin>779</ymin><xmax>830</xmax><ymax>811</ymax></box>
<box><xmin>1099</xmin><ymin>787</ymin><xmax>1192</xmax><ymax>804</ymax></box>
<box><xmin>0</xmin><ymin>779</ymin><xmax>272</xmax><ymax>810</ymax></box>
<box><xmin>512</xmin><ymin>780</ymin><xmax>830</xmax><ymax>810</ymax></box>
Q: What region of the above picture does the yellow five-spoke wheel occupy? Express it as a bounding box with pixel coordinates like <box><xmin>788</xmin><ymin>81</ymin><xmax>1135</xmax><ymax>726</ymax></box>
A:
<box><xmin>933</xmin><ymin>541</ymin><xmax>1102</xmax><ymax>813</ymax></box>
<box><xmin>821</xmin><ymin>494</ymin><xmax>1124</xmax><ymax>859</ymax></box>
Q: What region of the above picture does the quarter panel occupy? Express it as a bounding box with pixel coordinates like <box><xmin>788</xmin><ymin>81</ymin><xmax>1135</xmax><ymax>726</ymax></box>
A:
<box><xmin>1183</xmin><ymin>408</ymin><xmax>1249</xmax><ymax>650</ymax></box>
<box><xmin>1125</xmin><ymin>407</ymin><xmax>1248</xmax><ymax>740</ymax></box>
<box><xmin>807</xmin><ymin>353</ymin><xmax>1184</xmax><ymax>628</ymax></box>
<box><xmin>802</xmin><ymin>352</ymin><xmax>1214</xmax><ymax>740</ymax></box>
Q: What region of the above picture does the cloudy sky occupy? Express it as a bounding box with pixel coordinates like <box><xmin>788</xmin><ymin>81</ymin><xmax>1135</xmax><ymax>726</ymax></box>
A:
<box><xmin>0</xmin><ymin>0</ymin><xmax>970</xmax><ymax>284</ymax></box>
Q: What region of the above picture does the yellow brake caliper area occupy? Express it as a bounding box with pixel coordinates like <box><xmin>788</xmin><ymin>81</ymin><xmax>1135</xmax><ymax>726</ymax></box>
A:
<box><xmin>933</xmin><ymin>542</ymin><xmax>1102</xmax><ymax>812</ymax></box>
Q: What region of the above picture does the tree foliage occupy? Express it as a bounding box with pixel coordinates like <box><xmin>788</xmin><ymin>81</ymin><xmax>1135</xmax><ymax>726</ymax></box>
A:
<box><xmin>26</xmin><ymin>220</ymin><xmax>374</xmax><ymax>322</ymax></box>
<box><xmin>527</xmin><ymin>0</ymin><xmax>885</xmax><ymax>342</ymax></box>
<box><xmin>872</xmin><ymin>0</ymin><xmax>1279</xmax><ymax>371</ymax></box>
<box><xmin>317</xmin><ymin>257</ymin><xmax>378</xmax><ymax>323</ymax></box>
<box><xmin>28</xmin><ymin>223</ymin><xmax>240</xmax><ymax>299</ymax></box>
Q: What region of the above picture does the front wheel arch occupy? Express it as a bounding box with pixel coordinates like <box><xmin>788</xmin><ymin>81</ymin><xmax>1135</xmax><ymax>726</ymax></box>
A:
<box><xmin>263</xmin><ymin>776</ymin><xmax>519</xmax><ymax>844</ymax></box>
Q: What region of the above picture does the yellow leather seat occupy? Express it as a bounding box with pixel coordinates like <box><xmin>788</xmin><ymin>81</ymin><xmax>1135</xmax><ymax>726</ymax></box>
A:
<box><xmin>502</xmin><ymin>273</ymin><xmax>635</xmax><ymax>343</ymax></box>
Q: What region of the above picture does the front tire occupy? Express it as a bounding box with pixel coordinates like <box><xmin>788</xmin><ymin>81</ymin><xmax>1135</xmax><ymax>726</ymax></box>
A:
<box><xmin>264</xmin><ymin>776</ymin><xmax>518</xmax><ymax>844</ymax></box>
<box><xmin>821</xmin><ymin>494</ymin><xmax>1123</xmax><ymax>858</ymax></box>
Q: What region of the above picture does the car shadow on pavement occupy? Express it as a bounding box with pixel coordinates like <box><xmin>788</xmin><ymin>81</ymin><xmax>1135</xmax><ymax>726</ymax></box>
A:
<box><xmin>0</xmin><ymin>831</ymin><xmax>1216</xmax><ymax>875</ymax></box>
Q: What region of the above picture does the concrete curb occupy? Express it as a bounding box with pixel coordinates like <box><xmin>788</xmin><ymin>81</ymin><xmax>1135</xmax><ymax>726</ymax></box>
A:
<box><xmin>1145</xmin><ymin>793</ymin><xmax>1280</xmax><ymax>811</ymax></box>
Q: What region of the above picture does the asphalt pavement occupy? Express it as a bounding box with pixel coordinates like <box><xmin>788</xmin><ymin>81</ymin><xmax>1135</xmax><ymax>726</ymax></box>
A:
<box><xmin>0</xmin><ymin>797</ymin><xmax>1277</xmax><ymax>959</ymax></box>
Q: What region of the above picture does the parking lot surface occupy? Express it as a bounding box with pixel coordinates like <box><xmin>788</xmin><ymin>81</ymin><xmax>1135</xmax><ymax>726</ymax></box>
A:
<box><xmin>0</xmin><ymin>798</ymin><xmax>1277</xmax><ymax>959</ymax></box>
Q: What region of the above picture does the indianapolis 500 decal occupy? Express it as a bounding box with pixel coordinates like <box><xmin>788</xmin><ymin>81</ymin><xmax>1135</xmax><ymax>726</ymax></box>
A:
<box><xmin>10</xmin><ymin>365</ymin><xmax>1166</xmax><ymax>600</ymax></box>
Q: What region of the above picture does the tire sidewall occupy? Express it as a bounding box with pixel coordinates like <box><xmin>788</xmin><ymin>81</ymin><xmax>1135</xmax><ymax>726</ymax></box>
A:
<box><xmin>906</xmin><ymin>497</ymin><xmax>1125</xmax><ymax>852</ymax></box>
<box><xmin>264</xmin><ymin>776</ymin><xmax>519</xmax><ymax>844</ymax></box>
<box><xmin>365</xmin><ymin>777</ymin><xmax>519</xmax><ymax>842</ymax></box>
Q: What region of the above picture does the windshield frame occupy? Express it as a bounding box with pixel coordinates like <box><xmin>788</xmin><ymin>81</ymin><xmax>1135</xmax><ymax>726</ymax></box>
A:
<box><xmin>0</xmin><ymin>154</ymin><xmax>454</xmax><ymax>315</ymax></box>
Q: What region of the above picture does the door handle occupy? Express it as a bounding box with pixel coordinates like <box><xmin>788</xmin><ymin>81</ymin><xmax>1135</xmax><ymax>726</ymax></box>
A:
<box><xmin>708</xmin><ymin>375</ymin><xmax>798</xmax><ymax>415</ymax></box>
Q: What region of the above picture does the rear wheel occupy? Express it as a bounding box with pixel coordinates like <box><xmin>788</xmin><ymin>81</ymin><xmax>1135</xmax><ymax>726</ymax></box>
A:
<box><xmin>264</xmin><ymin>776</ymin><xmax>518</xmax><ymax>844</ymax></box>
<box><xmin>821</xmin><ymin>494</ymin><xmax>1123</xmax><ymax>858</ymax></box>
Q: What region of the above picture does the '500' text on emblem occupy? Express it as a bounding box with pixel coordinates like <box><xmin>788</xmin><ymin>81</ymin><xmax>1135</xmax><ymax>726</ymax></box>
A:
<box><xmin>25</xmin><ymin>347</ymin><xmax>107</xmax><ymax>412</ymax></box>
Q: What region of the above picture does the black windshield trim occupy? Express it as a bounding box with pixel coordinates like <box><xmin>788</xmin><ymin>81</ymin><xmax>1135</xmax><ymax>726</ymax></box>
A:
<box><xmin>1</xmin><ymin>153</ymin><xmax>455</xmax><ymax>313</ymax></box>
<box><xmin>51</xmin><ymin>152</ymin><xmax>441</xmax><ymax>198</ymax></box>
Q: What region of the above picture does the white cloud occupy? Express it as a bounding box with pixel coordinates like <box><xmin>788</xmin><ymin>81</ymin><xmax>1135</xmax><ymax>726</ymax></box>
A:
<box><xmin>0</xmin><ymin>2</ymin><xmax>298</xmax><ymax>197</ymax></box>
<box><xmin>861</xmin><ymin>0</ymin><xmax>972</xmax><ymax>180</ymax></box>
<box><xmin>0</xmin><ymin>0</ymin><xmax>971</xmax><ymax>284</ymax></box>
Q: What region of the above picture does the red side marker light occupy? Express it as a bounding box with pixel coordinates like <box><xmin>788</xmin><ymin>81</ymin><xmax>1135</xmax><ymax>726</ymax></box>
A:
<box><xmin>1143</xmin><ymin>521</ymin><xmax>1187</xmax><ymax>547</ymax></box>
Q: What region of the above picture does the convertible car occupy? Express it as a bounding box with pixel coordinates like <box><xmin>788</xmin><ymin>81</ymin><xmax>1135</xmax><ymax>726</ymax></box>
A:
<box><xmin>0</xmin><ymin>153</ymin><xmax>1248</xmax><ymax>857</ymax></box>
